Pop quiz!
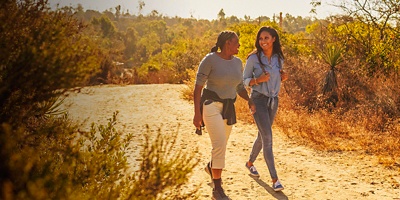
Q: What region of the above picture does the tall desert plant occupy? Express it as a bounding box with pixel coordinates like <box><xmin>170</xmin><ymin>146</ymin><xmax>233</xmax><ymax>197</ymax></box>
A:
<box><xmin>320</xmin><ymin>45</ymin><xmax>344</xmax><ymax>107</ymax></box>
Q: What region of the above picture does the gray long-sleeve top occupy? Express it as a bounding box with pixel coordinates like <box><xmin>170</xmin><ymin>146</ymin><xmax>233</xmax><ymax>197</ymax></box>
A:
<box><xmin>195</xmin><ymin>52</ymin><xmax>245</xmax><ymax>99</ymax></box>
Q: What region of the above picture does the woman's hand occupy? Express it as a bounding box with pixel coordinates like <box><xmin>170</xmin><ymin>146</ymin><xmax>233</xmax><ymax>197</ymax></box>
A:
<box><xmin>280</xmin><ymin>70</ymin><xmax>288</xmax><ymax>82</ymax></box>
<box><xmin>257</xmin><ymin>72</ymin><xmax>270</xmax><ymax>83</ymax></box>
<box><xmin>193</xmin><ymin>113</ymin><xmax>203</xmax><ymax>129</ymax></box>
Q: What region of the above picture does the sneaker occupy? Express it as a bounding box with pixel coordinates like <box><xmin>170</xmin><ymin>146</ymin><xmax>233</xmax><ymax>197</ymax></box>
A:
<box><xmin>273</xmin><ymin>180</ymin><xmax>284</xmax><ymax>191</ymax></box>
<box><xmin>212</xmin><ymin>188</ymin><xmax>229</xmax><ymax>200</ymax></box>
<box><xmin>205</xmin><ymin>162</ymin><xmax>223</xmax><ymax>186</ymax></box>
<box><xmin>245</xmin><ymin>162</ymin><xmax>260</xmax><ymax>177</ymax></box>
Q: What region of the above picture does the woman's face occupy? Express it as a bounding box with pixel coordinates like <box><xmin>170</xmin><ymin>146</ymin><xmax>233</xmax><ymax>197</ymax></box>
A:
<box><xmin>227</xmin><ymin>35</ymin><xmax>240</xmax><ymax>55</ymax></box>
<box><xmin>258</xmin><ymin>31</ymin><xmax>275</xmax><ymax>52</ymax></box>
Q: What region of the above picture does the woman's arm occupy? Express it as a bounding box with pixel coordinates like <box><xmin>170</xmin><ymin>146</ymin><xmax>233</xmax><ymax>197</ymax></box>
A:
<box><xmin>243</xmin><ymin>57</ymin><xmax>257</xmax><ymax>87</ymax></box>
<box><xmin>280</xmin><ymin>70</ymin><xmax>288</xmax><ymax>82</ymax></box>
<box><xmin>237</xmin><ymin>88</ymin><xmax>256</xmax><ymax>114</ymax></box>
<box><xmin>193</xmin><ymin>84</ymin><xmax>203</xmax><ymax>129</ymax></box>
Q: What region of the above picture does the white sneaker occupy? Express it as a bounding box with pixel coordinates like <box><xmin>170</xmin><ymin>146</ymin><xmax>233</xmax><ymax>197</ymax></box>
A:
<box><xmin>273</xmin><ymin>180</ymin><xmax>284</xmax><ymax>191</ymax></box>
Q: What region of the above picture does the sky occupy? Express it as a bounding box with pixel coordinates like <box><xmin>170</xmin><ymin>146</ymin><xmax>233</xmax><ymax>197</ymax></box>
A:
<box><xmin>48</xmin><ymin>0</ymin><xmax>344</xmax><ymax>20</ymax></box>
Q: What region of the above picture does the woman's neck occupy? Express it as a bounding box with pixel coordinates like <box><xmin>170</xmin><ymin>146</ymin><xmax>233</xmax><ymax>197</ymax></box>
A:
<box><xmin>217</xmin><ymin>51</ymin><xmax>233</xmax><ymax>60</ymax></box>
<box><xmin>263</xmin><ymin>49</ymin><xmax>273</xmax><ymax>60</ymax></box>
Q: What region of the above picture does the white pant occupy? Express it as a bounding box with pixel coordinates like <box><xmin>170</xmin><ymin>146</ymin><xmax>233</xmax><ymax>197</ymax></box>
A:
<box><xmin>203</xmin><ymin>101</ymin><xmax>232</xmax><ymax>169</ymax></box>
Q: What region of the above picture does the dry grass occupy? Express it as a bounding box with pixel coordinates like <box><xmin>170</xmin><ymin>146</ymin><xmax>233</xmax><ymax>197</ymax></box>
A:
<box><xmin>233</xmin><ymin>57</ymin><xmax>400</xmax><ymax>169</ymax></box>
<box><xmin>235</xmin><ymin>91</ymin><xmax>400</xmax><ymax>169</ymax></box>
<box><xmin>182</xmin><ymin>57</ymin><xmax>400</xmax><ymax>169</ymax></box>
<box><xmin>279</xmin><ymin>57</ymin><xmax>399</xmax><ymax>168</ymax></box>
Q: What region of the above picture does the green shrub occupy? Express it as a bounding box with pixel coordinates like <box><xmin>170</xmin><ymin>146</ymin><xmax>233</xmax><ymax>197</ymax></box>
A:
<box><xmin>127</xmin><ymin>125</ymin><xmax>199</xmax><ymax>199</ymax></box>
<box><xmin>1</xmin><ymin>112</ymin><xmax>199</xmax><ymax>199</ymax></box>
<box><xmin>0</xmin><ymin>0</ymin><xmax>101</xmax><ymax>125</ymax></box>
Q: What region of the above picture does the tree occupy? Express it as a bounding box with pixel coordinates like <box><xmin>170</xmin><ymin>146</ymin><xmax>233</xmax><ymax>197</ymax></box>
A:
<box><xmin>115</xmin><ymin>4</ymin><xmax>121</xmax><ymax>20</ymax></box>
<box><xmin>99</xmin><ymin>15</ymin><xmax>116</xmax><ymax>37</ymax></box>
<box><xmin>227</xmin><ymin>15</ymin><xmax>240</xmax><ymax>24</ymax></box>
<box><xmin>124</xmin><ymin>27</ymin><xmax>139</xmax><ymax>61</ymax></box>
<box><xmin>138</xmin><ymin>0</ymin><xmax>145</xmax><ymax>15</ymax></box>
<box><xmin>310</xmin><ymin>0</ymin><xmax>321</xmax><ymax>16</ymax></box>
<box><xmin>334</xmin><ymin>0</ymin><xmax>400</xmax><ymax>73</ymax></box>
<box><xmin>218</xmin><ymin>8</ymin><xmax>226</xmax><ymax>21</ymax></box>
<box><xmin>243</xmin><ymin>15</ymin><xmax>249</xmax><ymax>22</ymax></box>
<box><xmin>0</xmin><ymin>0</ymin><xmax>101</xmax><ymax>125</ymax></box>
<box><xmin>76</xmin><ymin>3</ymin><xmax>84</xmax><ymax>13</ymax></box>
<box><xmin>282</xmin><ymin>14</ymin><xmax>314</xmax><ymax>33</ymax></box>
<box><xmin>0</xmin><ymin>1</ymin><xmax>199</xmax><ymax>199</ymax></box>
<box><xmin>336</xmin><ymin>0</ymin><xmax>400</xmax><ymax>39</ymax></box>
<box><xmin>0</xmin><ymin>0</ymin><xmax>100</xmax><ymax>198</ymax></box>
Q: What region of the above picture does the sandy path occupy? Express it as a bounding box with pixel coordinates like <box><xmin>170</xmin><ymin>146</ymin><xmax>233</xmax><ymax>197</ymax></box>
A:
<box><xmin>62</xmin><ymin>84</ymin><xmax>399</xmax><ymax>200</ymax></box>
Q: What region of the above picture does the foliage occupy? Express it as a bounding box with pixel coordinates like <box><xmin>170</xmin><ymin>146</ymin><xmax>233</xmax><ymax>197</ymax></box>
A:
<box><xmin>2</xmin><ymin>2</ymin><xmax>400</xmax><ymax>198</ymax></box>
<box><xmin>0</xmin><ymin>0</ymin><xmax>101</xmax><ymax>124</ymax></box>
<box><xmin>224</xmin><ymin>11</ymin><xmax>399</xmax><ymax>167</ymax></box>
<box><xmin>321</xmin><ymin>45</ymin><xmax>344</xmax><ymax>69</ymax></box>
<box><xmin>99</xmin><ymin>15</ymin><xmax>116</xmax><ymax>37</ymax></box>
<box><xmin>0</xmin><ymin>111</ymin><xmax>132</xmax><ymax>199</ymax></box>
<box><xmin>281</xmin><ymin>14</ymin><xmax>314</xmax><ymax>33</ymax></box>
<box><xmin>336</xmin><ymin>0</ymin><xmax>400</xmax><ymax>32</ymax></box>
<box><xmin>230</xmin><ymin>23</ymin><xmax>260</xmax><ymax>60</ymax></box>
<box><xmin>35</xmin><ymin>96</ymin><xmax>67</xmax><ymax>118</ymax></box>
<box><xmin>128</xmin><ymin>126</ymin><xmax>199</xmax><ymax>199</ymax></box>
<box><xmin>1</xmin><ymin>112</ymin><xmax>199</xmax><ymax>199</ymax></box>
<box><xmin>1</xmin><ymin>1</ymin><xmax>199</xmax><ymax>199</ymax></box>
<box><xmin>320</xmin><ymin>45</ymin><xmax>344</xmax><ymax>107</ymax></box>
<box><xmin>67</xmin><ymin>0</ymin><xmax>398</xmax><ymax>169</ymax></box>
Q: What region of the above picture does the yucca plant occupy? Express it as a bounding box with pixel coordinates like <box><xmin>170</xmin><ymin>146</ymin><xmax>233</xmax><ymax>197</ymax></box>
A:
<box><xmin>34</xmin><ymin>96</ymin><xmax>67</xmax><ymax>119</ymax></box>
<box><xmin>320</xmin><ymin>45</ymin><xmax>344</xmax><ymax>107</ymax></box>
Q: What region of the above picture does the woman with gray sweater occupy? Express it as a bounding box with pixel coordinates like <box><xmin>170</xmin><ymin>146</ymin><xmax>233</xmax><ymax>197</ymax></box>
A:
<box><xmin>193</xmin><ymin>30</ymin><xmax>254</xmax><ymax>200</ymax></box>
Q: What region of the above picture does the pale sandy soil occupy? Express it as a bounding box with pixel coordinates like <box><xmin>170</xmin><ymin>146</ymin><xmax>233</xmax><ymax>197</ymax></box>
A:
<box><xmin>62</xmin><ymin>84</ymin><xmax>400</xmax><ymax>200</ymax></box>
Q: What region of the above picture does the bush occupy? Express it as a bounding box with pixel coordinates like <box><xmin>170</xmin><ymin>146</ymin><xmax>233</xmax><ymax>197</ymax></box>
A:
<box><xmin>1</xmin><ymin>112</ymin><xmax>199</xmax><ymax>199</ymax></box>
<box><xmin>0</xmin><ymin>0</ymin><xmax>101</xmax><ymax>124</ymax></box>
<box><xmin>0</xmin><ymin>1</ymin><xmax>199</xmax><ymax>198</ymax></box>
<box><xmin>128</xmin><ymin>125</ymin><xmax>199</xmax><ymax>199</ymax></box>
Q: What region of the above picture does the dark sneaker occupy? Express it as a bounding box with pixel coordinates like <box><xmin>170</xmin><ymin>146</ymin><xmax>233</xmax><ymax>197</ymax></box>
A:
<box><xmin>204</xmin><ymin>162</ymin><xmax>213</xmax><ymax>181</ymax></box>
<box><xmin>212</xmin><ymin>188</ymin><xmax>229</xmax><ymax>200</ymax></box>
<box><xmin>273</xmin><ymin>180</ymin><xmax>284</xmax><ymax>192</ymax></box>
<box><xmin>245</xmin><ymin>162</ymin><xmax>260</xmax><ymax>177</ymax></box>
<box><xmin>205</xmin><ymin>162</ymin><xmax>223</xmax><ymax>187</ymax></box>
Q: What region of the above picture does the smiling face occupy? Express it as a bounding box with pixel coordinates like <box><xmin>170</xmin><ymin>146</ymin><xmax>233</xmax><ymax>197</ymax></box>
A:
<box><xmin>226</xmin><ymin>34</ymin><xmax>240</xmax><ymax>55</ymax></box>
<box><xmin>258</xmin><ymin>31</ymin><xmax>275</xmax><ymax>52</ymax></box>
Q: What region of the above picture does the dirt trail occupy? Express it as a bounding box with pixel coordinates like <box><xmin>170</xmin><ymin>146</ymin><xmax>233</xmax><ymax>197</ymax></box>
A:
<box><xmin>62</xmin><ymin>84</ymin><xmax>399</xmax><ymax>200</ymax></box>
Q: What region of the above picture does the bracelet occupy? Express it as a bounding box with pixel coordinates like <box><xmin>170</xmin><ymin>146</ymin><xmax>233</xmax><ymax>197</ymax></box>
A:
<box><xmin>254</xmin><ymin>78</ymin><xmax>258</xmax><ymax>85</ymax></box>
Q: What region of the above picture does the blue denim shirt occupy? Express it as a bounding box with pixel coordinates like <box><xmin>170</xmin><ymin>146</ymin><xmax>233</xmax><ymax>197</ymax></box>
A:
<box><xmin>243</xmin><ymin>53</ymin><xmax>283</xmax><ymax>98</ymax></box>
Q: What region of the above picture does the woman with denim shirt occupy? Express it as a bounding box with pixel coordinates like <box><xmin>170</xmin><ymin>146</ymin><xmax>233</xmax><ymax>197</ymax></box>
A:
<box><xmin>193</xmin><ymin>30</ymin><xmax>254</xmax><ymax>200</ymax></box>
<box><xmin>243</xmin><ymin>26</ymin><xmax>288</xmax><ymax>192</ymax></box>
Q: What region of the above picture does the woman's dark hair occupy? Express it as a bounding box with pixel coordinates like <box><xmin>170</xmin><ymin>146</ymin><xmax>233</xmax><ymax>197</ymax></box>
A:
<box><xmin>210</xmin><ymin>31</ymin><xmax>237</xmax><ymax>53</ymax></box>
<box><xmin>248</xmin><ymin>26</ymin><xmax>284</xmax><ymax>66</ymax></box>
